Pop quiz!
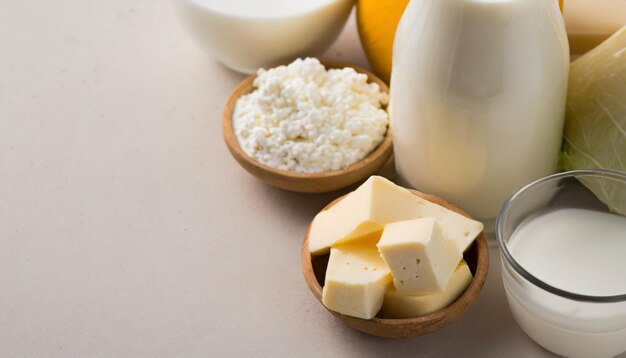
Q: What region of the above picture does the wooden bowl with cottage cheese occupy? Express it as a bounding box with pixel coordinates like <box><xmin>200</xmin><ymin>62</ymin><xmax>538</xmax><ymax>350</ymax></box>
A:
<box><xmin>222</xmin><ymin>59</ymin><xmax>393</xmax><ymax>193</ymax></box>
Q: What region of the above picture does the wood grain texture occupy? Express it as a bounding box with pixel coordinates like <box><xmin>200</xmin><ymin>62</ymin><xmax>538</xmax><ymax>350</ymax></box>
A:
<box><xmin>301</xmin><ymin>189</ymin><xmax>489</xmax><ymax>338</ymax></box>
<box><xmin>222</xmin><ymin>59</ymin><xmax>392</xmax><ymax>193</ymax></box>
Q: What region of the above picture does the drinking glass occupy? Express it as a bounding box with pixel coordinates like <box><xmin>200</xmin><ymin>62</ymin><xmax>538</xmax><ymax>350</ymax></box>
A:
<box><xmin>496</xmin><ymin>169</ymin><xmax>626</xmax><ymax>357</ymax></box>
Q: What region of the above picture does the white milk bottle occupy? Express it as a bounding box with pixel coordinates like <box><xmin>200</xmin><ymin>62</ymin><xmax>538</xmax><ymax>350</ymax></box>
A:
<box><xmin>390</xmin><ymin>0</ymin><xmax>569</xmax><ymax>220</ymax></box>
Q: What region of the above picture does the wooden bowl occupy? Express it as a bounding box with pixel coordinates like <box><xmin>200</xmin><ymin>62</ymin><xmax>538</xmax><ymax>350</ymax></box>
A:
<box><xmin>301</xmin><ymin>190</ymin><xmax>489</xmax><ymax>338</ymax></box>
<box><xmin>222</xmin><ymin>59</ymin><xmax>393</xmax><ymax>193</ymax></box>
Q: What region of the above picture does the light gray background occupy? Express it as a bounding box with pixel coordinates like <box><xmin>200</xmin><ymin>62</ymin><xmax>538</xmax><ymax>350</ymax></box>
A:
<box><xmin>0</xmin><ymin>1</ymin><xmax>615</xmax><ymax>357</ymax></box>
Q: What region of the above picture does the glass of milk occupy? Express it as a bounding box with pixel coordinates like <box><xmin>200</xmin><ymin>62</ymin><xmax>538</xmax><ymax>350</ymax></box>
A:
<box><xmin>175</xmin><ymin>0</ymin><xmax>354</xmax><ymax>74</ymax></box>
<box><xmin>496</xmin><ymin>169</ymin><xmax>626</xmax><ymax>358</ymax></box>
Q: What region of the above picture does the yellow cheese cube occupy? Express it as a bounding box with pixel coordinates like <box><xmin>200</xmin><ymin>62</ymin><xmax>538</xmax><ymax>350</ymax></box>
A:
<box><xmin>379</xmin><ymin>260</ymin><xmax>473</xmax><ymax>318</ymax></box>
<box><xmin>322</xmin><ymin>243</ymin><xmax>392</xmax><ymax>320</ymax></box>
<box><xmin>377</xmin><ymin>218</ymin><xmax>462</xmax><ymax>295</ymax></box>
<box><xmin>410</xmin><ymin>196</ymin><xmax>483</xmax><ymax>254</ymax></box>
<box><xmin>308</xmin><ymin>176</ymin><xmax>483</xmax><ymax>255</ymax></box>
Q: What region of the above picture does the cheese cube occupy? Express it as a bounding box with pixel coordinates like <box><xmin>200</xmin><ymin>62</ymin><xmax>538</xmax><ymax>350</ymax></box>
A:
<box><xmin>410</xmin><ymin>196</ymin><xmax>484</xmax><ymax>254</ymax></box>
<box><xmin>322</xmin><ymin>243</ymin><xmax>392</xmax><ymax>320</ymax></box>
<box><xmin>308</xmin><ymin>176</ymin><xmax>483</xmax><ymax>255</ymax></box>
<box><xmin>309</xmin><ymin>176</ymin><xmax>424</xmax><ymax>255</ymax></box>
<box><xmin>379</xmin><ymin>260</ymin><xmax>473</xmax><ymax>318</ymax></box>
<box><xmin>377</xmin><ymin>218</ymin><xmax>461</xmax><ymax>295</ymax></box>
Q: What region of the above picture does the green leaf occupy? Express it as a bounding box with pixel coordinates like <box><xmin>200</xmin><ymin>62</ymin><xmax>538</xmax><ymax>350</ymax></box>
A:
<box><xmin>561</xmin><ymin>26</ymin><xmax>626</xmax><ymax>215</ymax></box>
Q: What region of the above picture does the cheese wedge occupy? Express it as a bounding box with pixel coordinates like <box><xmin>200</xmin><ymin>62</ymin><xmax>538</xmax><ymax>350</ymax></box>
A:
<box><xmin>410</xmin><ymin>196</ymin><xmax>484</xmax><ymax>254</ymax></box>
<box><xmin>322</xmin><ymin>243</ymin><xmax>392</xmax><ymax>320</ymax></box>
<box><xmin>377</xmin><ymin>218</ymin><xmax>462</xmax><ymax>295</ymax></box>
<box><xmin>308</xmin><ymin>176</ymin><xmax>426</xmax><ymax>255</ymax></box>
<box><xmin>308</xmin><ymin>176</ymin><xmax>483</xmax><ymax>255</ymax></box>
<box><xmin>379</xmin><ymin>260</ymin><xmax>473</xmax><ymax>318</ymax></box>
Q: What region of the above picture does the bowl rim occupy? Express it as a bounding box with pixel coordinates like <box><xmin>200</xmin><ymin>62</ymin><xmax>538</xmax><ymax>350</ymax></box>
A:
<box><xmin>301</xmin><ymin>188</ymin><xmax>489</xmax><ymax>336</ymax></box>
<box><xmin>496</xmin><ymin>168</ymin><xmax>626</xmax><ymax>303</ymax></box>
<box><xmin>221</xmin><ymin>58</ymin><xmax>392</xmax><ymax>181</ymax></box>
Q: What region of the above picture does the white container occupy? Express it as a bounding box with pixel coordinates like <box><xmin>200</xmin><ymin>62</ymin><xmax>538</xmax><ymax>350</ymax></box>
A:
<box><xmin>389</xmin><ymin>0</ymin><xmax>569</xmax><ymax>220</ymax></box>
<box><xmin>175</xmin><ymin>0</ymin><xmax>354</xmax><ymax>74</ymax></box>
<box><xmin>497</xmin><ymin>170</ymin><xmax>626</xmax><ymax>358</ymax></box>
<box><xmin>564</xmin><ymin>0</ymin><xmax>626</xmax><ymax>55</ymax></box>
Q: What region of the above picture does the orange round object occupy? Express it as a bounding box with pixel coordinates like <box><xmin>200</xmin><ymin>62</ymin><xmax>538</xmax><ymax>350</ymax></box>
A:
<box><xmin>356</xmin><ymin>0</ymin><xmax>410</xmax><ymax>84</ymax></box>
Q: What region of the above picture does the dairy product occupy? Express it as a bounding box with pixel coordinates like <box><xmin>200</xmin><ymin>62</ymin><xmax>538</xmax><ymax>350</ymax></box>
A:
<box><xmin>409</xmin><ymin>195</ymin><xmax>483</xmax><ymax>254</ymax></box>
<box><xmin>322</xmin><ymin>243</ymin><xmax>392</xmax><ymax>320</ymax></box>
<box><xmin>504</xmin><ymin>208</ymin><xmax>626</xmax><ymax>357</ymax></box>
<box><xmin>564</xmin><ymin>0</ymin><xmax>626</xmax><ymax>54</ymax></box>
<box><xmin>377</xmin><ymin>218</ymin><xmax>461</xmax><ymax>295</ymax></box>
<box><xmin>233</xmin><ymin>58</ymin><xmax>389</xmax><ymax>173</ymax></box>
<box><xmin>510</xmin><ymin>209</ymin><xmax>626</xmax><ymax>296</ymax></box>
<box><xmin>379</xmin><ymin>260</ymin><xmax>472</xmax><ymax>318</ymax></box>
<box><xmin>176</xmin><ymin>0</ymin><xmax>353</xmax><ymax>73</ymax></box>
<box><xmin>308</xmin><ymin>176</ymin><xmax>421</xmax><ymax>255</ymax></box>
<box><xmin>390</xmin><ymin>0</ymin><xmax>569</xmax><ymax>219</ymax></box>
<box><xmin>308</xmin><ymin>176</ymin><xmax>483</xmax><ymax>255</ymax></box>
<box><xmin>313</xmin><ymin>176</ymin><xmax>482</xmax><ymax>319</ymax></box>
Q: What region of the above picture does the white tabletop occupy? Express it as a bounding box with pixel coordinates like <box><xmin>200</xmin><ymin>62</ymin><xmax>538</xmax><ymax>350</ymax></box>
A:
<box><xmin>0</xmin><ymin>1</ymin><xmax>610</xmax><ymax>357</ymax></box>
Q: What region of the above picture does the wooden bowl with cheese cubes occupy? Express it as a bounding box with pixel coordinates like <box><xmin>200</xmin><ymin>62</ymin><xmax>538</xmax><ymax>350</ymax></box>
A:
<box><xmin>301</xmin><ymin>176</ymin><xmax>489</xmax><ymax>338</ymax></box>
<box><xmin>222</xmin><ymin>59</ymin><xmax>393</xmax><ymax>193</ymax></box>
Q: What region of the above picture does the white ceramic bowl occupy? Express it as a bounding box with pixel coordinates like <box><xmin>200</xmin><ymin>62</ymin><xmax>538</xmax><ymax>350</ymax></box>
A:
<box><xmin>175</xmin><ymin>0</ymin><xmax>354</xmax><ymax>74</ymax></box>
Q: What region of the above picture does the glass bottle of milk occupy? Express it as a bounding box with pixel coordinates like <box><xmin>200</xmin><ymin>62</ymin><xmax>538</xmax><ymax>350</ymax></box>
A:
<box><xmin>390</xmin><ymin>0</ymin><xmax>569</xmax><ymax>220</ymax></box>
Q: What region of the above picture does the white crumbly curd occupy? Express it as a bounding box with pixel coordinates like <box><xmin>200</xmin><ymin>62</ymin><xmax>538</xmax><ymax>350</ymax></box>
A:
<box><xmin>233</xmin><ymin>58</ymin><xmax>389</xmax><ymax>173</ymax></box>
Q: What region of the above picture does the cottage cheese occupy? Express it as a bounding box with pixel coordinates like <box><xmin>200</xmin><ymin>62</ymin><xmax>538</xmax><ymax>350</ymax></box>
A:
<box><xmin>233</xmin><ymin>58</ymin><xmax>389</xmax><ymax>173</ymax></box>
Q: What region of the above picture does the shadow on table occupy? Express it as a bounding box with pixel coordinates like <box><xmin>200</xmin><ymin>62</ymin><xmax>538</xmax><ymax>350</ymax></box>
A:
<box><xmin>321</xmin><ymin>251</ymin><xmax>558</xmax><ymax>358</ymax></box>
<box><xmin>251</xmin><ymin>157</ymin><xmax>399</xmax><ymax>231</ymax></box>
